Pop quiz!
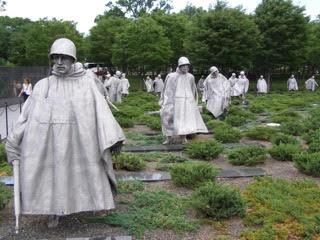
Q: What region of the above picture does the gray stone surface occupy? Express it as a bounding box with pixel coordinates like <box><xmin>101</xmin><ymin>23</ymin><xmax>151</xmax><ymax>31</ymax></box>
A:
<box><xmin>218</xmin><ymin>168</ymin><xmax>266</xmax><ymax>178</ymax></box>
<box><xmin>123</xmin><ymin>143</ymin><xmax>263</xmax><ymax>152</ymax></box>
<box><xmin>116</xmin><ymin>171</ymin><xmax>171</xmax><ymax>182</ymax></box>
<box><xmin>1</xmin><ymin>168</ymin><xmax>266</xmax><ymax>186</ymax></box>
<box><xmin>65</xmin><ymin>236</ymin><xmax>132</xmax><ymax>240</ymax></box>
<box><xmin>122</xmin><ymin>144</ymin><xmax>185</xmax><ymax>152</ymax></box>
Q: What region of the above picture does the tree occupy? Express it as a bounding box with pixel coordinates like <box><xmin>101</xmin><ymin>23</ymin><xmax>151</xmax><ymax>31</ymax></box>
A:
<box><xmin>87</xmin><ymin>16</ymin><xmax>128</xmax><ymax>65</ymax></box>
<box><xmin>0</xmin><ymin>16</ymin><xmax>31</xmax><ymax>65</ymax></box>
<box><xmin>185</xmin><ymin>6</ymin><xmax>260</xmax><ymax>73</ymax></box>
<box><xmin>0</xmin><ymin>0</ymin><xmax>6</xmax><ymax>11</ymax></box>
<box><xmin>111</xmin><ymin>17</ymin><xmax>172</xmax><ymax>73</ymax></box>
<box><xmin>22</xmin><ymin>19</ymin><xmax>86</xmax><ymax>66</ymax></box>
<box><xmin>151</xmin><ymin>12</ymin><xmax>189</xmax><ymax>66</ymax></box>
<box><xmin>305</xmin><ymin>19</ymin><xmax>320</xmax><ymax>74</ymax></box>
<box><xmin>105</xmin><ymin>0</ymin><xmax>172</xmax><ymax>18</ymax></box>
<box><xmin>254</xmin><ymin>0</ymin><xmax>309</xmax><ymax>78</ymax></box>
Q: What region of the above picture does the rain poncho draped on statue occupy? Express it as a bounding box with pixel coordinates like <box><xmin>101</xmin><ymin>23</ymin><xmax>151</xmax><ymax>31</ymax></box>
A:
<box><xmin>233</xmin><ymin>74</ymin><xmax>249</xmax><ymax>96</ymax></box>
<box><xmin>257</xmin><ymin>76</ymin><xmax>268</xmax><ymax>93</ymax></box>
<box><xmin>6</xmin><ymin>63</ymin><xmax>125</xmax><ymax>215</ymax></box>
<box><xmin>287</xmin><ymin>76</ymin><xmax>298</xmax><ymax>91</ymax></box>
<box><xmin>305</xmin><ymin>76</ymin><xmax>318</xmax><ymax>91</ymax></box>
<box><xmin>120</xmin><ymin>74</ymin><xmax>130</xmax><ymax>95</ymax></box>
<box><xmin>228</xmin><ymin>74</ymin><xmax>238</xmax><ymax>97</ymax></box>
<box><xmin>203</xmin><ymin>69</ymin><xmax>230</xmax><ymax>118</ymax></box>
<box><xmin>145</xmin><ymin>77</ymin><xmax>154</xmax><ymax>92</ymax></box>
<box><xmin>106</xmin><ymin>73</ymin><xmax>122</xmax><ymax>102</ymax></box>
<box><xmin>154</xmin><ymin>75</ymin><xmax>164</xmax><ymax>93</ymax></box>
<box><xmin>159</xmin><ymin>69</ymin><xmax>208</xmax><ymax>137</ymax></box>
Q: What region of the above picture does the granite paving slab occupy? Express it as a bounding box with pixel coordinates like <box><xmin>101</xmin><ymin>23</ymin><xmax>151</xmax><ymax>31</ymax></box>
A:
<box><xmin>123</xmin><ymin>143</ymin><xmax>263</xmax><ymax>152</ymax></box>
<box><xmin>0</xmin><ymin>167</ymin><xmax>266</xmax><ymax>185</ymax></box>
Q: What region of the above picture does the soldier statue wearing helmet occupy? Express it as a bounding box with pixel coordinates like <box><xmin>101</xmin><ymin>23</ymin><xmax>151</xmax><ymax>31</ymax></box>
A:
<box><xmin>159</xmin><ymin>56</ymin><xmax>208</xmax><ymax>144</ymax></box>
<box><xmin>6</xmin><ymin>38</ymin><xmax>125</xmax><ymax>229</ymax></box>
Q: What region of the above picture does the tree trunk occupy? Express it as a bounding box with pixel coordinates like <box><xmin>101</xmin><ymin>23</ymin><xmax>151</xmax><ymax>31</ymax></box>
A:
<box><xmin>266</xmin><ymin>71</ymin><xmax>271</xmax><ymax>92</ymax></box>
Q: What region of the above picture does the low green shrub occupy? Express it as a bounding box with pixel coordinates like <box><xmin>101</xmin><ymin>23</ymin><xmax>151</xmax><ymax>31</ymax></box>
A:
<box><xmin>0</xmin><ymin>183</ymin><xmax>10</xmax><ymax>211</ymax></box>
<box><xmin>302</xmin><ymin>129</ymin><xmax>320</xmax><ymax>144</ymax></box>
<box><xmin>271</xmin><ymin>133</ymin><xmax>299</xmax><ymax>145</ymax></box>
<box><xmin>307</xmin><ymin>138</ymin><xmax>320</xmax><ymax>153</ymax></box>
<box><xmin>114</xmin><ymin>153</ymin><xmax>146</xmax><ymax>171</ymax></box>
<box><xmin>271</xmin><ymin>110</ymin><xmax>301</xmax><ymax>123</ymax></box>
<box><xmin>245</xmin><ymin>126</ymin><xmax>278</xmax><ymax>141</ymax></box>
<box><xmin>117</xmin><ymin>180</ymin><xmax>145</xmax><ymax>194</ymax></box>
<box><xmin>100</xmin><ymin>190</ymin><xmax>199</xmax><ymax>239</ymax></box>
<box><xmin>214</xmin><ymin>125</ymin><xmax>241</xmax><ymax>143</ymax></box>
<box><xmin>293</xmin><ymin>153</ymin><xmax>320</xmax><ymax>176</ymax></box>
<box><xmin>185</xmin><ymin>140</ymin><xmax>223</xmax><ymax>161</ymax></box>
<box><xmin>191</xmin><ymin>182</ymin><xmax>246</xmax><ymax>220</ymax></box>
<box><xmin>206</xmin><ymin>120</ymin><xmax>229</xmax><ymax>131</ymax></box>
<box><xmin>268</xmin><ymin>144</ymin><xmax>302</xmax><ymax>161</ymax></box>
<box><xmin>136</xmin><ymin>115</ymin><xmax>161</xmax><ymax>131</ymax></box>
<box><xmin>159</xmin><ymin>154</ymin><xmax>188</xmax><ymax>163</ymax></box>
<box><xmin>116</xmin><ymin>116</ymin><xmax>134</xmax><ymax>128</ymax></box>
<box><xmin>225</xmin><ymin>115</ymin><xmax>247</xmax><ymax>127</ymax></box>
<box><xmin>228</xmin><ymin>146</ymin><xmax>267</xmax><ymax>166</ymax></box>
<box><xmin>0</xmin><ymin>144</ymin><xmax>6</xmax><ymax>162</ymax></box>
<box><xmin>242</xmin><ymin>177</ymin><xmax>320</xmax><ymax>239</ymax></box>
<box><xmin>170</xmin><ymin>162</ymin><xmax>219</xmax><ymax>189</ymax></box>
<box><xmin>280</xmin><ymin>121</ymin><xmax>305</xmax><ymax>136</ymax></box>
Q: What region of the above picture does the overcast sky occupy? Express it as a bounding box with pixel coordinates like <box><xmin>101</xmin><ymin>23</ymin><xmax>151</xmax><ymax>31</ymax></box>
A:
<box><xmin>1</xmin><ymin>0</ymin><xmax>319</xmax><ymax>35</ymax></box>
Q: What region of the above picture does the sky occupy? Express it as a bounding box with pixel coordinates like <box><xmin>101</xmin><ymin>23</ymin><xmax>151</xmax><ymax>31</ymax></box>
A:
<box><xmin>1</xmin><ymin>0</ymin><xmax>319</xmax><ymax>35</ymax></box>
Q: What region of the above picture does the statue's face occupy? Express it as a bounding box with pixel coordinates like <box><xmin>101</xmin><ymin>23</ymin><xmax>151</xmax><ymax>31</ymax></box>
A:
<box><xmin>179</xmin><ymin>64</ymin><xmax>189</xmax><ymax>74</ymax></box>
<box><xmin>211</xmin><ymin>71</ymin><xmax>218</xmax><ymax>78</ymax></box>
<box><xmin>52</xmin><ymin>54</ymin><xmax>74</xmax><ymax>74</ymax></box>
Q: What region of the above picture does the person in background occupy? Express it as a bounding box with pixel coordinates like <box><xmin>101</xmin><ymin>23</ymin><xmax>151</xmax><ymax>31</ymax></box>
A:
<box><xmin>233</xmin><ymin>71</ymin><xmax>249</xmax><ymax>103</ymax></box>
<box><xmin>18</xmin><ymin>78</ymin><xmax>32</xmax><ymax>101</ymax></box>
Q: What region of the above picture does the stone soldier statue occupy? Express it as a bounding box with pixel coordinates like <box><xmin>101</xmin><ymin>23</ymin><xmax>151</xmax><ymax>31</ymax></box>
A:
<box><xmin>6</xmin><ymin>38</ymin><xmax>125</xmax><ymax>228</ymax></box>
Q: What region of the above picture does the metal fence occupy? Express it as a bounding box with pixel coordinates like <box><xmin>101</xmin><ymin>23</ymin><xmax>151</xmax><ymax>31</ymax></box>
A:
<box><xmin>0</xmin><ymin>97</ymin><xmax>23</xmax><ymax>140</ymax></box>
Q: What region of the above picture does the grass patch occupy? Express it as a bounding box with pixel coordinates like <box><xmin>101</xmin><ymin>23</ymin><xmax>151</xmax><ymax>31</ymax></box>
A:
<box><xmin>213</xmin><ymin>125</ymin><xmax>241</xmax><ymax>143</ymax></box>
<box><xmin>192</xmin><ymin>182</ymin><xmax>246</xmax><ymax>220</ymax></box>
<box><xmin>242</xmin><ymin>177</ymin><xmax>320</xmax><ymax>239</ymax></box>
<box><xmin>268</xmin><ymin>144</ymin><xmax>302</xmax><ymax>161</ymax></box>
<box><xmin>97</xmin><ymin>190</ymin><xmax>199</xmax><ymax>239</ymax></box>
<box><xmin>114</xmin><ymin>153</ymin><xmax>146</xmax><ymax>171</ymax></box>
<box><xmin>228</xmin><ymin>146</ymin><xmax>267</xmax><ymax>166</ymax></box>
<box><xmin>293</xmin><ymin>153</ymin><xmax>320</xmax><ymax>177</ymax></box>
<box><xmin>117</xmin><ymin>180</ymin><xmax>145</xmax><ymax>194</ymax></box>
<box><xmin>245</xmin><ymin>126</ymin><xmax>278</xmax><ymax>141</ymax></box>
<box><xmin>170</xmin><ymin>161</ymin><xmax>219</xmax><ymax>189</ymax></box>
<box><xmin>280</xmin><ymin>121</ymin><xmax>305</xmax><ymax>136</ymax></box>
<box><xmin>185</xmin><ymin>140</ymin><xmax>223</xmax><ymax>161</ymax></box>
<box><xmin>0</xmin><ymin>144</ymin><xmax>11</xmax><ymax>176</ymax></box>
<box><xmin>271</xmin><ymin>133</ymin><xmax>299</xmax><ymax>146</ymax></box>
<box><xmin>125</xmin><ymin>132</ymin><xmax>164</xmax><ymax>146</ymax></box>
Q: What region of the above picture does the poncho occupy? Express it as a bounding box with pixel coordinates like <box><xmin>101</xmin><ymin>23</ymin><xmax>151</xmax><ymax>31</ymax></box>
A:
<box><xmin>154</xmin><ymin>77</ymin><xmax>164</xmax><ymax>93</ymax></box>
<box><xmin>6</xmin><ymin>63</ymin><xmax>125</xmax><ymax>215</ymax></box>
<box><xmin>204</xmin><ymin>73</ymin><xmax>230</xmax><ymax>118</ymax></box>
<box><xmin>159</xmin><ymin>69</ymin><xmax>208</xmax><ymax>136</ymax></box>
<box><xmin>120</xmin><ymin>78</ymin><xmax>130</xmax><ymax>95</ymax></box>
<box><xmin>106</xmin><ymin>76</ymin><xmax>122</xmax><ymax>102</ymax></box>
<box><xmin>257</xmin><ymin>78</ymin><xmax>268</xmax><ymax>93</ymax></box>
<box><xmin>305</xmin><ymin>78</ymin><xmax>318</xmax><ymax>91</ymax></box>
<box><xmin>233</xmin><ymin>76</ymin><xmax>249</xmax><ymax>96</ymax></box>
<box><xmin>288</xmin><ymin>77</ymin><xmax>298</xmax><ymax>91</ymax></box>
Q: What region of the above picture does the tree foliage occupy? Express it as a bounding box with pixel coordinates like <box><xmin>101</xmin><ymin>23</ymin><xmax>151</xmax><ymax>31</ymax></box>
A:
<box><xmin>254</xmin><ymin>0</ymin><xmax>309</xmax><ymax>72</ymax></box>
<box><xmin>111</xmin><ymin>17</ymin><xmax>172</xmax><ymax>72</ymax></box>
<box><xmin>105</xmin><ymin>0</ymin><xmax>172</xmax><ymax>18</ymax></box>
<box><xmin>185</xmin><ymin>6</ymin><xmax>260</xmax><ymax>72</ymax></box>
